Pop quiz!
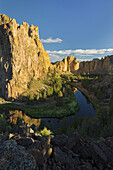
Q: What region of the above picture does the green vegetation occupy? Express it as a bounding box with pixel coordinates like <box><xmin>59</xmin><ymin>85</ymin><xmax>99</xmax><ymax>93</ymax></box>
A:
<box><xmin>53</xmin><ymin>103</ymin><xmax>113</xmax><ymax>138</ymax></box>
<box><xmin>53</xmin><ymin>73</ymin><xmax>113</xmax><ymax>138</ymax></box>
<box><xmin>0</xmin><ymin>114</ymin><xmax>13</xmax><ymax>135</ymax></box>
<box><xmin>38</xmin><ymin>127</ymin><xmax>52</xmax><ymax>137</ymax></box>
<box><xmin>43</xmin><ymin>91</ymin><xmax>47</xmax><ymax>99</ymax></box>
<box><xmin>0</xmin><ymin>72</ymin><xmax>79</xmax><ymax>118</ymax></box>
<box><xmin>58</xmin><ymin>90</ymin><xmax>63</xmax><ymax>97</ymax></box>
<box><xmin>36</xmin><ymin>92</ymin><xmax>39</xmax><ymax>100</ymax></box>
<box><xmin>0</xmin><ymin>71</ymin><xmax>113</xmax><ymax>139</ymax></box>
<box><xmin>0</xmin><ymin>114</ymin><xmax>8</xmax><ymax>134</ymax></box>
<box><xmin>29</xmin><ymin>94</ymin><xmax>34</xmax><ymax>101</ymax></box>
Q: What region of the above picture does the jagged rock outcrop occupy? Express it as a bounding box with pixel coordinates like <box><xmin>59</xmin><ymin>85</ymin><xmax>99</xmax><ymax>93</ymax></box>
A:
<box><xmin>55</xmin><ymin>55</ymin><xmax>113</xmax><ymax>74</ymax></box>
<box><xmin>1</xmin><ymin>131</ymin><xmax>113</xmax><ymax>169</ymax></box>
<box><xmin>0</xmin><ymin>135</ymin><xmax>36</xmax><ymax>169</ymax></box>
<box><xmin>78</xmin><ymin>55</ymin><xmax>113</xmax><ymax>74</ymax></box>
<box><xmin>0</xmin><ymin>13</ymin><xmax>51</xmax><ymax>99</ymax></box>
<box><xmin>55</xmin><ymin>56</ymin><xmax>79</xmax><ymax>72</ymax></box>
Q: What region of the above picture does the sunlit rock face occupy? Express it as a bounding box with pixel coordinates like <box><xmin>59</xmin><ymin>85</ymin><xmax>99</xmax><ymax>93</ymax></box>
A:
<box><xmin>55</xmin><ymin>56</ymin><xmax>79</xmax><ymax>72</ymax></box>
<box><xmin>78</xmin><ymin>56</ymin><xmax>113</xmax><ymax>74</ymax></box>
<box><xmin>0</xmin><ymin>14</ymin><xmax>51</xmax><ymax>99</ymax></box>
<box><xmin>56</xmin><ymin>55</ymin><xmax>113</xmax><ymax>74</ymax></box>
<box><xmin>9</xmin><ymin>110</ymin><xmax>41</xmax><ymax>128</ymax></box>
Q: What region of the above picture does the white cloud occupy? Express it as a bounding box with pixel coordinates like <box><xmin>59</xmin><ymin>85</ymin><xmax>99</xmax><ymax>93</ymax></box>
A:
<box><xmin>49</xmin><ymin>54</ymin><xmax>61</xmax><ymax>62</ymax></box>
<box><xmin>41</xmin><ymin>37</ymin><xmax>63</xmax><ymax>43</ymax></box>
<box><xmin>78</xmin><ymin>57</ymin><xmax>102</xmax><ymax>62</ymax></box>
<box><xmin>47</xmin><ymin>48</ymin><xmax>113</xmax><ymax>56</ymax></box>
<box><xmin>78</xmin><ymin>59</ymin><xmax>90</xmax><ymax>62</ymax></box>
<box><xmin>48</xmin><ymin>48</ymin><xmax>113</xmax><ymax>62</ymax></box>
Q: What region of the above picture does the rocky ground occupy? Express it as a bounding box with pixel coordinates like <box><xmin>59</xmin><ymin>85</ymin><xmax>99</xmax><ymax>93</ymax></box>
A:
<box><xmin>0</xmin><ymin>127</ymin><xmax>113</xmax><ymax>170</ymax></box>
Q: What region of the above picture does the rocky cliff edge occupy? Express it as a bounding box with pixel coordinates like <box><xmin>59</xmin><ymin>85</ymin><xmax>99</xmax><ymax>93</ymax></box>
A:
<box><xmin>0</xmin><ymin>13</ymin><xmax>51</xmax><ymax>99</ymax></box>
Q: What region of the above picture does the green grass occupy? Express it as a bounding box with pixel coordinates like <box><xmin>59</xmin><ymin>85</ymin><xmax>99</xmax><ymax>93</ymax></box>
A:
<box><xmin>0</xmin><ymin>91</ymin><xmax>79</xmax><ymax>118</ymax></box>
<box><xmin>0</xmin><ymin>73</ymin><xmax>80</xmax><ymax>118</ymax></box>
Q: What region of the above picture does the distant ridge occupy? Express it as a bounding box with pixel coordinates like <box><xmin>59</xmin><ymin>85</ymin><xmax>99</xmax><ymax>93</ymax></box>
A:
<box><xmin>55</xmin><ymin>55</ymin><xmax>113</xmax><ymax>74</ymax></box>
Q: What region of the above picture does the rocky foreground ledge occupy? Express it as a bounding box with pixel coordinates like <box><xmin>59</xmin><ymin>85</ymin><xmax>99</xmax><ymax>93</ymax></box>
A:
<box><xmin>0</xmin><ymin>131</ymin><xmax>113</xmax><ymax>170</ymax></box>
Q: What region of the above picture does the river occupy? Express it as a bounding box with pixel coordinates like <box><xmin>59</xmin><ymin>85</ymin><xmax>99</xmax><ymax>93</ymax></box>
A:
<box><xmin>75</xmin><ymin>90</ymin><xmax>95</xmax><ymax>118</ymax></box>
<box><xmin>3</xmin><ymin>90</ymin><xmax>95</xmax><ymax>130</ymax></box>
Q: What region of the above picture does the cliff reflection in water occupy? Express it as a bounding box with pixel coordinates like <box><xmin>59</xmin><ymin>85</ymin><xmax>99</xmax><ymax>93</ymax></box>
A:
<box><xmin>73</xmin><ymin>87</ymin><xmax>78</xmax><ymax>94</ymax></box>
<box><xmin>9</xmin><ymin>110</ymin><xmax>41</xmax><ymax>128</ymax></box>
<box><xmin>7</xmin><ymin>89</ymin><xmax>95</xmax><ymax>130</ymax></box>
<box><xmin>8</xmin><ymin>110</ymin><xmax>70</xmax><ymax>130</ymax></box>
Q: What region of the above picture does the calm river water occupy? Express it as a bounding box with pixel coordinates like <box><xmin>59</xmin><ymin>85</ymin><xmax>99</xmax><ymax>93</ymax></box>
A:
<box><xmin>3</xmin><ymin>90</ymin><xmax>95</xmax><ymax>130</ymax></box>
<box><xmin>75</xmin><ymin>90</ymin><xmax>95</xmax><ymax>118</ymax></box>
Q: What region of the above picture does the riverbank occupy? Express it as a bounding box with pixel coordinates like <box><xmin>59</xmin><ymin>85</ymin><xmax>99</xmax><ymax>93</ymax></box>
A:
<box><xmin>0</xmin><ymin>90</ymin><xmax>79</xmax><ymax>118</ymax></box>
<box><xmin>74</xmin><ymin>82</ymin><xmax>98</xmax><ymax>108</ymax></box>
<box><xmin>69</xmin><ymin>80</ymin><xmax>109</xmax><ymax>112</ymax></box>
<box><xmin>0</xmin><ymin>74</ymin><xmax>113</xmax><ymax>138</ymax></box>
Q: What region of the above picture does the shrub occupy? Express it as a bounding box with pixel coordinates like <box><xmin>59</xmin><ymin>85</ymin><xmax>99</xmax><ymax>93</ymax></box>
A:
<box><xmin>50</xmin><ymin>87</ymin><xmax>54</xmax><ymax>95</ymax></box>
<box><xmin>54</xmin><ymin>82</ymin><xmax>62</xmax><ymax>93</ymax></box>
<box><xmin>83</xmin><ymin>72</ymin><xmax>86</xmax><ymax>76</ymax></box>
<box><xmin>58</xmin><ymin>91</ymin><xmax>63</xmax><ymax>97</ymax></box>
<box><xmin>63</xmin><ymin>87</ymin><xmax>65</xmax><ymax>94</ymax></box>
<box><xmin>36</xmin><ymin>92</ymin><xmax>39</xmax><ymax>100</ymax></box>
<box><xmin>0</xmin><ymin>97</ymin><xmax>5</xmax><ymax>102</ymax></box>
<box><xmin>29</xmin><ymin>94</ymin><xmax>34</xmax><ymax>100</ymax></box>
<box><xmin>43</xmin><ymin>91</ymin><xmax>47</xmax><ymax>99</ymax></box>
<box><xmin>12</xmin><ymin>98</ymin><xmax>15</xmax><ymax>102</ymax></box>
<box><xmin>39</xmin><ymin>127</ymin><xmax>52</xmax><ymax>136</ymax></box>
<box><xmin>39</xmin><ymin>92</ymin><xmax>42</xmax><ymax>98</ymax></box>
<box><xmin>47</xmin><ymin>87</ymin><xmax>53</xmax><ymax>96</ymax></box>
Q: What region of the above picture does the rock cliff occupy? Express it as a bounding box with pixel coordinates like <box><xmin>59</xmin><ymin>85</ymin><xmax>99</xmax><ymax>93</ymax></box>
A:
<box><xmin>78</xmin><ymin>55</ymin><xmax>113</xmax><ymax>74</ymax></box>
<box><xmin>56</xmin><ymin>55</ymin><xmax>113</xmax><ymax>74</ymax></box>
<box><xmin>0</xmin><ymin>14</ymin><xmax>51</xmax><ymax>99</ymax></box>
<box><xmin>55</xmin><ymin>56</ymin><xmax>79</xmax><ymax>72</ymax></box>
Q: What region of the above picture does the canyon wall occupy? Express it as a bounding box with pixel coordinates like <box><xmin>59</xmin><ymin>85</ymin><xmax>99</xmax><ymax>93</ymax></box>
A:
<box><xmin>78</xmin><ymin>55</ymin><xmax>113</xmax><ymax>74</ymax></box>
<box><xmin>55</xmin><ymin>55</ymin><xmax>113</xmax><ymax>74</ymax></box>
<box><xmin>1</xmin><ymin>13</ymin><xmax>113</xmax><ymax>99</ymax></box>
<box><xmin>55</xmin><ymin>56</ymin><xmax>79</xmax><ymax>72</ymax></box>
<box><xmin>0</xmin><ymin>14</ymin><xmax>51</xmax><ymax>99</ymax></box>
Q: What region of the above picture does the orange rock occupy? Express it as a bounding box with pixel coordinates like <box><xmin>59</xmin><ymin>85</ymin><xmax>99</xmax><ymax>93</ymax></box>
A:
<box><xmin>0</xmin><ymin>13</ymin><xmax>51</xmax><ymax>99</ymax></box>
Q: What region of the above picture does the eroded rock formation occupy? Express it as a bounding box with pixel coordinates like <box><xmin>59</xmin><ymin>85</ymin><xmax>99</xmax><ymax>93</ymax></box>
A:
<box><xmin>78</xmin><ymin>55</ymin><xmax>113</xmax><ymax>74</ymax></box>
<box><xmin>55</xmin><ymin>56</ymin><xmax>79</xmax><ymax>72</ymax></box>
<box><xmin>56</xmin><ymin>55</ymin><xmax>113</xmax><ymax>74</ymax></box>
<box><xmin>0</xmin><ymin>13</ymin><xmax>51</xmax><ymax>99</ymax></box>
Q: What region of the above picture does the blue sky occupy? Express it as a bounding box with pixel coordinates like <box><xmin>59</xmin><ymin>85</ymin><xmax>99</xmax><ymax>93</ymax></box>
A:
<box><xmin>1</xmin><ymin>0</ymin><xmax>113</xmax><ymax>62</ymax></box>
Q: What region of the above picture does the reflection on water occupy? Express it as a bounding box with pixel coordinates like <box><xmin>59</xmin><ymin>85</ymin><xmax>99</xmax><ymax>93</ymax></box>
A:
<box><xmin>4</xmin><ymin>90</ymin><xmax>95</xmax><ymax>130</ymax></box>
<box><xmin>75</xmin><ymin>90</ymin><xmax>95</xmax><ymax>118</ymax></box>
<box><xmin>9</xmin><ymin>110</ymin><xmax>41</xmax><ymax>128</ymax></box>
<box><xmin>7</xmin><ymin>110</ymin><xmax>73</xmax><ymax>130</ymax></box>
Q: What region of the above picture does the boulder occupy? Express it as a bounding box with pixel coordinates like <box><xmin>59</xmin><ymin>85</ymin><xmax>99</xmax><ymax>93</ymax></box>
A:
<box><xmin>0</xmin><ymin>139</ymin><xmax>36</xmax><ymax>169</ymax></box>
<box><xmin>16</xmin><ymin>137</ymin><xmax>33</xmax><ymax>148</ymax></box>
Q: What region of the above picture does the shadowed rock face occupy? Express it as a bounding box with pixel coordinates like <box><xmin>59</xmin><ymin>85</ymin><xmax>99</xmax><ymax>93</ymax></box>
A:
<box><xmin>1</xmin><ymin>132</ymin><xmax>113</xmax><ymax>169</ymax></box>
<box><xmin>0</xmin><ymin>13</ymin><xmax>51</xmax><ymax>99</ymax></box>
<box><xmin>78</xmin><ymin>55</ymin><xmax>113</xmax><ymax>74</ymax></box>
